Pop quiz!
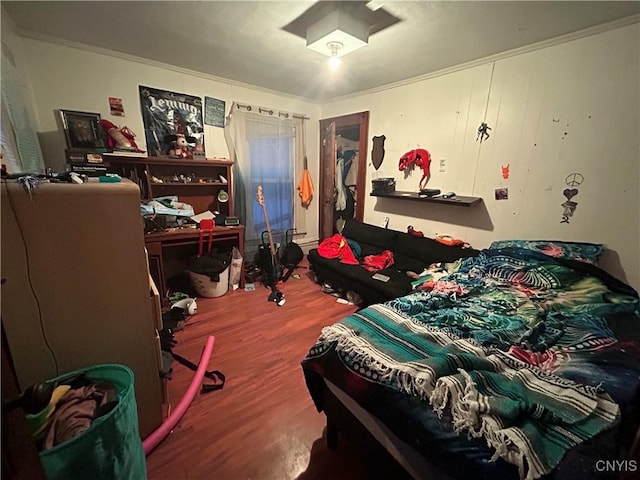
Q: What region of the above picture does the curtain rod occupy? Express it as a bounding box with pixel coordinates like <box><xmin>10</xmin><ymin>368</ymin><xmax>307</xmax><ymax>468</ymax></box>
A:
<box><xmin>235</xmin><ymin>103</ymin><xmax>309</xmax><ymax>120</ymax></box>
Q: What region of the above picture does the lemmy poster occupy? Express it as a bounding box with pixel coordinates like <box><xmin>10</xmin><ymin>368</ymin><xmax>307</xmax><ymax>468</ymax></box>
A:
<box><xmin>139</xmin><ymin>86</ymin><xmax>204</xmax><ymax>157</ymax></box>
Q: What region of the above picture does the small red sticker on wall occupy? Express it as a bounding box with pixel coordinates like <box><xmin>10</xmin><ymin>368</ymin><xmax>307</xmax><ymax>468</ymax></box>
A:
<box><xmin>502</xmin><ymin>164</ymin><xmax>510</xmax><ymax>179</ymax></box>
<box><xmin>109</xmin><ymin>97</ymin><xmax>125</xmax><ymax>117</ymax></box>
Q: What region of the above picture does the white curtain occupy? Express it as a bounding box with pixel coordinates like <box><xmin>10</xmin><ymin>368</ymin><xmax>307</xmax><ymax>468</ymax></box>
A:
<box><xmin>225</xmin><ymin>103</ymin><xmax>306</xmax><ymax>259</ymax></box>
<box><xmin>1</xmin><ymin>43</ymin><xmax>44</xmax><ymax>173</ymax></box>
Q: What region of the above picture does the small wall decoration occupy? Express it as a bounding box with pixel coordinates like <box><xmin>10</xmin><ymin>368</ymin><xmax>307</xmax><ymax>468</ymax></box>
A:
<box><xmin>109</xmin><ymin>97</ymin><xmax>125</xmax><ymax>117</ymax></box>
<box><xmin>204</xmin><ymin>96</ymin><xmax>225</xmax><ymax>128</ymax></box>
<box><xmin>139</xmin><ymin>86</ymin><xmax>204</xmax><ymax>157</ymax></box>
<box><xmin>501</xmin><ymin>164</ymin><xmax>510</xmax><ymax>179</ymax></box>
<box><xmin>371</xmin><ymin>135</ymin><xmax>386</xmax><ymax>170</ymax></box>
<box><xmin>495</xmin><ymin>188</ymin><xmax>508</xmax><ymax>200</ymax></box>
<box><xmin>398</xmin><ymin>148</ymin><xmax>431</xmax><ymax>190</ymax></box>
<box><xmin>561</xmin><ymin>172</ymin><xmax>584</xmax><ymax>223</ymax></box>
<box><xmin>477</xmin><ymin>122</ymin><xmax>491</xmax><ymax>143</ymax></box>
<box><xmin>59</xmin><ymin>110</ymin><xmax>106</xmax><ymax>151</ymax></box>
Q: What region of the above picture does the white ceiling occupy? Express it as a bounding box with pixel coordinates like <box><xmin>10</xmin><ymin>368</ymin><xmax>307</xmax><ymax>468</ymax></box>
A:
<box><xmin>3</xmin><ymin>1</ymin><xmax>639</xmax><ymax>102</ymax></box>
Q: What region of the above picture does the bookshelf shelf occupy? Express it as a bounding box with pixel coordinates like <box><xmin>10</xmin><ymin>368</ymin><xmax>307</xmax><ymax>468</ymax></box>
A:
<box><xmin>103</xmin><ymin>155</ymin><xmax>234</xmax><ymax>216</ymax></box>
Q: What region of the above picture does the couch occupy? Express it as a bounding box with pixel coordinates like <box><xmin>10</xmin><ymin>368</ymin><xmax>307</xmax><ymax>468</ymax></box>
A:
<box><xmin>307</xmin><ymin>219</ymin><xmax>479</xmax><ymax>306</ymax></box>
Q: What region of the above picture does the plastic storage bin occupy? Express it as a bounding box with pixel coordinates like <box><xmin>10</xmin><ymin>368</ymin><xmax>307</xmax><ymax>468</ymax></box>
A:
<box><xmin>38</xmin><ymin>364</ymin><xmax>146</xmax><ymax>480</ymax></box>
<box><xmin>188</xmin><ymin>265</ymin><xmax>230</xmax><ymax>298</ymax></box>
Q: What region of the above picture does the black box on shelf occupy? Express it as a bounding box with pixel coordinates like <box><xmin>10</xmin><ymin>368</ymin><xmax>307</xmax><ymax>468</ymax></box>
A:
<box><xmin>69</xmin><ymin>163</ymin><xmax>108</xmax><ymax>177</ymax></box>
<box><xmin>419</xmin><ymin>188</ymin><xmax>441</xmax><ymax>197</ymax></box>
<box><xmin>371</xmin><ymin>177</ymin><xmax>396</xmax><ymax>193</ymax></box>
<box><xmin>66</xmin><ymin>149</ymin><xmax>104</xmax><ymax>164</ymax></box>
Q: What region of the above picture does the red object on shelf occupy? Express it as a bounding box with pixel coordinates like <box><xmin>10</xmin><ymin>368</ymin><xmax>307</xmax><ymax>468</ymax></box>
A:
<box><xmin>407</xmin><ymin>226</ymin><xmax>423</xmax><ymax>237</ymax></box>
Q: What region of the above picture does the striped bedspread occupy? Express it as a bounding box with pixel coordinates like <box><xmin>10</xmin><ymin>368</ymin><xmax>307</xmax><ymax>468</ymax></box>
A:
<box><xmin>303</xmin><ymin>247</ymin><xmax>640</xmax><ymax>480</ymax></box>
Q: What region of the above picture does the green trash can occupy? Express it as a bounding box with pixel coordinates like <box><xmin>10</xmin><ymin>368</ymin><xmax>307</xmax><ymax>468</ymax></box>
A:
<box><xmin>38</xmin><ymin>364</ymin><xmax>147</xmax><ymax>480</ymax></box>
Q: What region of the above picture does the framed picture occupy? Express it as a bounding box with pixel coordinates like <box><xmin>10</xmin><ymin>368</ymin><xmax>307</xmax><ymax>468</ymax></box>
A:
<box><xmin>59</xmin><ymin>110</ymin><xmax>106</xmax><ymax>151</ymax></box>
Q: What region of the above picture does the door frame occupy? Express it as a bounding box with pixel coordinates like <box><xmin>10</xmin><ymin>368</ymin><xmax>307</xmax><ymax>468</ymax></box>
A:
<box><xmin>318</xmin><ymin>111</ymin><xmax>369</xmax><ymax>240</ymax></box>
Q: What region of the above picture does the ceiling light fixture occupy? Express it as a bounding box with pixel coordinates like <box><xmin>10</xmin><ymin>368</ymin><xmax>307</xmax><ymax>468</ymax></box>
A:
<box><xmin>306</xmin><ymin>8</ymin><xmax>369</xmax><ymax>59</ymax></box>
<box><xmin>327</xmin><ymin>41</ymin><xmax>343</xmax><ymax>70</ymax></box>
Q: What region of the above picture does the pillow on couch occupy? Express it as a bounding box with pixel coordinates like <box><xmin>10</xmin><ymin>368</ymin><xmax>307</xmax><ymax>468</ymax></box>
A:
<box><xmin>489</xmin><ymin>239</ymin><xmax>606</xmax><ymax>265</ymax></box>
<box><xmin>395</xmin><ymin>234</ymin><xmax>478</xmax><ymax>269</ymax></box>
<box><xmin>342</xmin><ymin>220</ymin><xmax>399</xmax><ymax>249</ymax></box>
<box><xmin>342</xmin><ymin>220</ymin><xmax>400</xmax><ymax>257</ymax></box>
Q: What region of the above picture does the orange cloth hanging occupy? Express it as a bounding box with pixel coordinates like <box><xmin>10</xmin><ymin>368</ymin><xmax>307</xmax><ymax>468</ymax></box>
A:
<box><xmin>297</xmin><ymin>156</ymin><xmax>314</xmax><ymax>207</ymax></box>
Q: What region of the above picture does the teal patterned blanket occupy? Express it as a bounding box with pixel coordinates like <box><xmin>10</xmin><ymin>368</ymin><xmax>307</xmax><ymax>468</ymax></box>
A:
<box><xmin>303</xmin><ymin>248</ymin><xmax>640</xmax><ymax>480</ymax></box>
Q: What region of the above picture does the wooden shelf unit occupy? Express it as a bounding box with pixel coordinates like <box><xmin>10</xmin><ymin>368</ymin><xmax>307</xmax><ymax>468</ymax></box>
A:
<box><xmin>103</xmin><ymin>155</ymin><xmax>243</xmax><ymax>300</ymax></box>
<box><xmin>370</xmin><ymin>190</ymin><xmax>482</xmax><ymax>207</ymax></box>
<box><xmin>103</xmin><ymin>155</ymin><xmax>234</xmax><ymax>217</ymax></box>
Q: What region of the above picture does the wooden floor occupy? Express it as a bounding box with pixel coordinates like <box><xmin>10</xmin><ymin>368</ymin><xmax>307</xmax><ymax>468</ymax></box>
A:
<box><xmin>146</xmin><ymin>261</ymin><xmax>412</xmax><ymax>480</ymax></box>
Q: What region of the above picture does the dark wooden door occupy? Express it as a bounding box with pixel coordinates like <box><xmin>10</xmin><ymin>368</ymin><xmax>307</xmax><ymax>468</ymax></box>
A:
<box><xmin>319</xmin><ymin>121</ymin><xmax>336</xmax><ymax>240</ymax></box>
<box><xmin>318</xmin><ymin>112</ymin><xmax>369</xmax><ymax>241</ymax></box>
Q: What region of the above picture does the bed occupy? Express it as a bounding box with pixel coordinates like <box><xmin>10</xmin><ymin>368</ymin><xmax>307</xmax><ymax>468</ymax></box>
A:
<box><xmin>301</xmin><ymin>242</ymin><xmax>640</xmax><ymax>480</ymax></box>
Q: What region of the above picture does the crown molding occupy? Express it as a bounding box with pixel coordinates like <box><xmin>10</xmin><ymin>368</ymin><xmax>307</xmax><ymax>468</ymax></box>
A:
<box><xmin>16</xmin><ymin>30</ymin><xmax>323</xmax><ymax>105</ymax></box>
<box><xmin>14</xmin><ymin>13</ymin><xmax>639</xmax><ymax>106</ymax></box>
<box><xmin>324</xmin><ymin>13</ymin><xmax>640</xmax><ymax>104</ymax></box>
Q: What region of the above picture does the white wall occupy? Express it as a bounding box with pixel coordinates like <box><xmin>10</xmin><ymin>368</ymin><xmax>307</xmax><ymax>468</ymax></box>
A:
<box><xmin>321</xmin><ymin>24</ymin><xmax>640</xmax><ymax>290</ymax></box>
<box><xmin>18</xmin><ymin>38</ymin><xmax>322</xmax><ymax>245</ymax></box>
<box><xmin>1</xmin><ymin>11</ymin><xmax>44</xmax><ymax>172</ymax></box>
<box><xmin>10</xmin><ymin>22</ymin><xmax>640</xmax><ymax>289</ymax></box>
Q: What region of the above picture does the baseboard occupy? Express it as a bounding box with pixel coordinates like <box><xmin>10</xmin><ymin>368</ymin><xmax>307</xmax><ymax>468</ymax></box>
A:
<box><xmin>297</xmin><ymin>239</ymin><xmax>318</xmax><ymax>254</ymax></box>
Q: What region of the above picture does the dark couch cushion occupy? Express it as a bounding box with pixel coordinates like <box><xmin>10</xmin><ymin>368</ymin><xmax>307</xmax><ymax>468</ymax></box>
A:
<box><xmin>391</xmin><ymin>253</ymin><xmax>430</xmax><ymax>274</ymax></box>
<box><xmin>342</xmin><ymin>220</ymin><xmax>399</xmax><ymax>253</ymax></box>
<box><xmin>394</xmin><ymin>233</ymin><xmax>478</xmax><ymax>266</ymax></box>
<box><xmin>308</xmin><ymin>248</ymin><xmax>412</xmax><ymax>305</ymax></box>
<box><xmin>354</xmin><ymin>242</ymin><xmax>385</xmax><ymax>259</ymax></box>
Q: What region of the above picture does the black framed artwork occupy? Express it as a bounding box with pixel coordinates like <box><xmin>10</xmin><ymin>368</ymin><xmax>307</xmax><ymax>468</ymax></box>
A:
<box><xmin>59</xmin><ymin>110</ymin><xmax>106</xmax><ymax>151</ymax></box>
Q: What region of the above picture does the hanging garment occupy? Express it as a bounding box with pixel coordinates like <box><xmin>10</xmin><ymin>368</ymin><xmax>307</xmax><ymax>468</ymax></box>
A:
<box><xmin>317</xmin><ymin>234</ymin><xmax>359</xmax><ymax>265</ymax></box>
<box><xmin>342</xmin><ymin>150</ymin><xmax>357</xmax><ymax>184</ymax></box>
<box><xmin>343</xmin><ymin>151</ymin><xmax>358</xmax><ymax>186</ymax></box>
<box><xmin>297</xmin><ymin>158</ymin><xmax>314</xmax><ymax>207</ymax></box>
<box><xmin>336</xmin><ymin>187</ymin><xmax>355</xmax><ymax>222</ymax></box>
<box><xmin>297</xmin><ymin>120</ymin><xmax>313</xmax><ymax>208</ymax></box>
<box><xmin>335</xmin><ymin>157</ymin><xmax>347</xmax><ymax>211</ymax></box>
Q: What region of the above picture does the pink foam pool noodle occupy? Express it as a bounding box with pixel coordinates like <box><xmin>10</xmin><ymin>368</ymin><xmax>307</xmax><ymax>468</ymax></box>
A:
<box><xmin>143</xmin><ymin>335</ymin><xmax>216</xmax><ymax>455</ymax></box>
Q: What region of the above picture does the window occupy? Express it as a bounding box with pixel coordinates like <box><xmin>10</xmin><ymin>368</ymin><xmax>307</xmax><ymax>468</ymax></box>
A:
<box><xmin>247</xmin><ymin>118</ymin><xmax>295</xmax><ymax>245</ymax></box>
<box><xmin>225</xmin><ymin>104</ymin><xmax>306</xmax><ymax>260</ymax></box>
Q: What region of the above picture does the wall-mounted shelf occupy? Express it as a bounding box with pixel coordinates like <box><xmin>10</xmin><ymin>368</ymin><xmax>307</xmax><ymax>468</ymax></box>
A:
<box><xmin>370</xmin><ymin>190</ymin><xmax>482</xmax><ymax>207</ymax></box>
<box><xmin>150</xmin><ymin>181</ymin><xmax>228</xmax><ymax>187</ymax></box>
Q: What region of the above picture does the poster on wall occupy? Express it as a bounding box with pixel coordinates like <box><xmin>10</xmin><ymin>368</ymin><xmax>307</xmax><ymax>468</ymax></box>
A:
<box><xmin>109</xmin><ymin>97</ymin><xmax>125</xmax><ymax>117</ymax></box>
<box><xmin>204</xmin><ymin>96</ymin><xmax>225</xmax><ymax>128</ymax></box>
<box><xmin>139</xmin><ymin>86</ymin><xmax>204</xmax><ymax>157</ymax></box>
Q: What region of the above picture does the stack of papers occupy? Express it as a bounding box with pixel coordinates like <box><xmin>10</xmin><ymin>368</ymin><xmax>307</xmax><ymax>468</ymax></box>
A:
<box><xmin>191</xmin><ymin>210</ymin><xmax>216</xmax><ymax>224</ymax></box>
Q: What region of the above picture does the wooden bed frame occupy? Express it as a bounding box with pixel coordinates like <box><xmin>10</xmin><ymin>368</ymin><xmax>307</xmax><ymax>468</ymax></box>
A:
<box><xmin>321</xmin><ymin>379</ymin><xmax>640</xmax><ymax>480</ymax></box>
<box><xmin>322</xmin><ymin>379</ymin><xmax>452</xmax><ymax>480</ymax></box>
